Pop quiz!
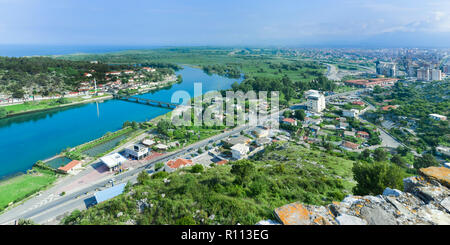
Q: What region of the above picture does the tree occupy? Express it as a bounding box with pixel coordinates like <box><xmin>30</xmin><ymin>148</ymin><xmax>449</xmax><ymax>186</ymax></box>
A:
<box><xmin>157</xmin><ymin>120</ymin><xmax>171</xmax><ymax>136</ymax></box>
<box><xmin>191</xmin><ymin>164</ymin><xmax>204</xmax><ymax>173</ymax></box>
<box><xmin>175</xmin><ymin>216</ymin><xmax>196</xmax><ymax>225</ymax></box>
<box><xmin>17</xmin><ymin>219</ymin><xmax>36</xmax><ymax>225</ymax></box>
<box><xmin>352</xmin><ymin>161</ymin><xmax>404</xmax><ymax>195</ymax></box>
<box><xmin>360</xmin><ymin>149</ymin><xmax>372</xmax><ymax>162</ymax></box>
<box><xmin>391</xmin><ymin>154</ymin><xmax>407</xmax><ymax>168</ymax></box>
<box><xmin>413</xmin><ymin>154</ymin><xmax>439</xmax><ymax>169</ymax></box>
<box><xmin>230</xmin><ymin>160</ymin><xmax>255</xmax><ymax>186</ymax></box>
<box><xmin>294</xmin><ymin>109</ymin><xmax>306</xmax><ymax>121</ymax></box>
<box><xmin>137</xmin><ymin>171</ymin><xmax>150</xmax><ymax>185</ymax></box>
<box><xmin>283</xmin><ymin>110</ymin><xmax>292</xmax><ymax>118</ymax></box>
<box><xmin>373</xmin><ymin>148</ymin><xmax>388</xmax><ymax>162</ymax></box>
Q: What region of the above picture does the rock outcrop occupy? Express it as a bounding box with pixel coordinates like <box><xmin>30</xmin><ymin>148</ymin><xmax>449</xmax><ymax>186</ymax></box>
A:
<box><xmin>273</xmin><ymin>167</ymin><xmax>450</xmax><ymax>225</ymax></box>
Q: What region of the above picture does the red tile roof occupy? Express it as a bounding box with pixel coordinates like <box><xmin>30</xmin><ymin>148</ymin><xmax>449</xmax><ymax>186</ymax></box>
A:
<box><xmin>58</xmin><ymin>160</ymin><xmax>81</xmax><ymax>173</ymax></box>
<box><xmin>357</xmin><ymin>131</ymin><xmax>369</xmax><ymax>136</ymax></box>
<box><xmin>282</xmin><ymin>118</ymin><xmax>296</xmax><ymax>123</ymax></box>
<box><xmin>166</xmin><ymin>158</ymin><xmax>193</xmax><ymax>169</ymax></box>
<box><xmin>381</xmin><ymin>105</ymin><xmax>398</xmax><ymax>111</ymax></box>
<box><xmin>216</xmin><ymin>160</ymin><xmax>228</xmax><ymax>165</ymax></box>
<box><xmin>342</xmin><ymin>141</ymin><xmax>360</xmax><ymax>150</ymax></box>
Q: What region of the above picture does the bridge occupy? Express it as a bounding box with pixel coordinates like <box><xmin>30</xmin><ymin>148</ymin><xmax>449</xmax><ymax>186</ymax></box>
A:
<box><xmin>113</xmin><ymin>94</ymin><xmax>179</xmax><ymax>108</ymax></box>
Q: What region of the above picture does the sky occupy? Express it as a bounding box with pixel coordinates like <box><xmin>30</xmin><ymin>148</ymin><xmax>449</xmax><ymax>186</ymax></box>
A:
<box><xmin>0</xmin><ymin>0</ymin><xmax>449</xmax><ymax>47</ymax></box>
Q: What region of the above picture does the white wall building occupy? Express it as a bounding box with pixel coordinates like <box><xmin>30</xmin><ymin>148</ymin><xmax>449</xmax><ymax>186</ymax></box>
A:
<box><xmin>100</xmin><ymin>153</ymin><xmax>127</xmax><ymax>172</ymax></box>
<box><xmin>431</xmin><ymin>69</ymin><xmax>443</xmax><ymax>81</ymax></box>
<box><xmin>231</xmin><ymin>143</ymin><xmax>250</xmax><ymax>160</ymax></box>
<box><xmin>124</xmin><ymin>144</ymin><xmax>149</xmax><ymax>160</ymax></box>
<box><xmin>305</xmin><ymin>90</ymin><xmax>326</xmax><ymax>113</ymax></box>
<box><xmin>429</xmin><ymin>114</ymin><xmax>447</xmax><ymax>121</ymax></box>
<box><xmin>342</xmin><ymin>109</ymin><xmax>360</xmax><ymax>118</ymax></box>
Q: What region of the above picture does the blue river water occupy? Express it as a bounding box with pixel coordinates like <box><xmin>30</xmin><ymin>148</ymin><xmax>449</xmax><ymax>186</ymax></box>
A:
<box><xmin>0</xmin><ymin>66</ymin><xmax>242</xmax><ymax>179</ymax></box>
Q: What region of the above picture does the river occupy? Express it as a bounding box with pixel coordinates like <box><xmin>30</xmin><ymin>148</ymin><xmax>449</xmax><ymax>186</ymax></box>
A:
<box><xmin>0</xmin><ymin>66</ymin><xmax>242</xmax><ymax>179</ymax></box>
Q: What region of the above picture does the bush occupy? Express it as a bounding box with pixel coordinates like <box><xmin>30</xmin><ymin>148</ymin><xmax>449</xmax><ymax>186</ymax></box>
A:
<box><xmin>152</xmin><ymin>171</ymin><xmax>169</xmax><ymax>179</ymax></box>
<box><xmin>191</xmin><ymin>164</ymin><xmax>204</xmax><ymax>173</ymax></box>
<box><xmin>352</xmin><ymin>161</ymin><xmax>404</xmax><ymax>195</ymax></box>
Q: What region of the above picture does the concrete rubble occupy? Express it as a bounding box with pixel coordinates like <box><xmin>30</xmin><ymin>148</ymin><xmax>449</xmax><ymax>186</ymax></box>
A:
<box><xmin>271</xmin><ymin>167</ymin><xmax>450</xmax><ymax>225</ymax></box>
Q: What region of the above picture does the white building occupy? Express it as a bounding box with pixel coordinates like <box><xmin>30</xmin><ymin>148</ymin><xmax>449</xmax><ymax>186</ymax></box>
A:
<box><xmin>342</xmin><ymin>109</ymin><xmax>360</xmax><ymax>118</ymax></box>
<box><xmin>124</xmin><ymin>144</ymin><xmax>149</xmax><ymax>160</ymax></box>
<box><xmin>305</xmin><ymin>90</ymin><xmax>326</xmax><ymax>113</ymax></box>
<box><xmin>436</xmin><ymin>146</ymin><xmax>450</xmax><ymax>157</ymax></box>
<box><xmin>231</xmin><ymin>143</ymin><xmax>250</xmax><ymax>160</ymax></box>
<box><xmin>100</xmin><ymin>153</ymin><xmax>127</xmax><ymax>172</ymax></box>
<box><xmin>431</xmin><ymin>69</ymin><xmax>443</xmax><ymax>81</ymax></box>
<box><xmin>429</xmin><ymin>114</ymin><xmax>447</xmax><ymax>121</ymax></box>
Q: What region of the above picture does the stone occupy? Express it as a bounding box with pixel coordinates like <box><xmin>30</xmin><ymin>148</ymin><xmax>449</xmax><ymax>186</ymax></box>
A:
<box><xmin>440</xmin><ymin>197</ymin><xmax>450</xmax><ymax>213</ymax></box>
<box><xmin>116</xmin><ymin>212</ymin><xmax>123</xmax><ymax>218</ymax></box>
<box><xmin>419</xmin><ymin>167</ymin><xmax>450</xmax><ymax>188</ymax></box>
<box><xmin>359</xmin><ymin>206</ymin><xmax>397</xmax><ymax>225</ymax></box>
<box><xmin>274</xmin><ymin>202</ymin><xmax>311</xmax><ymax>225</ymax></box>
<box><xmin>383</xmin><ymin>187</ymin><xmax>403</xmax><ymax>197</ymax></box>
<box><xmin>335</xmin><ymin>214</ymin><xmax>367</xmax><ymax>225</ymax></box>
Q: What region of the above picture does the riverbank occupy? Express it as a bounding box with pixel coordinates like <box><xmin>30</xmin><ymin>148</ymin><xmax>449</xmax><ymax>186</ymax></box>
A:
<box><xmin>1</xmin><ymin>94</ymin><xmax>112</xmax><ymax>118</ymax></box>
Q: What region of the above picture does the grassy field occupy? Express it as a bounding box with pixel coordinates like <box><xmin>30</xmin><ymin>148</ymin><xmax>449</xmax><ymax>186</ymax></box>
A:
<box><xmin>60</xmin><ymin>47</ymin><xmax>327</xmax><ymax>84</ymax></box>
<box><xmin>2</xmin><ymin>94</ymin><xmax>110</xmax><ymax>115</ymax></box>
<box><xmin>0</xmin><ymin>168</ymin><xmax>58</xmax><ymax>211</ymax></box>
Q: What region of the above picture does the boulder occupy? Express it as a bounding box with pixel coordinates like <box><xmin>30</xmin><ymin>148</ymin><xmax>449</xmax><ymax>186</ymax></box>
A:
<box><xmin>383</xmin><ymin>187</ymin><xmax>403</xmax><ymax>197</ymax></box>
<box><xmin>336</xmin><ymin>214</ymin><xmax>367</xmax><ymax>225</ymax></box>
<box><xmin>419</xmin><ymin>167</ymin><xmax>450</xmax><ymax>188</ymax></box>
<box><xmin>359</xmin><ymin>206</ymin><xmax>397</xmax><ymax>225</ymax></box>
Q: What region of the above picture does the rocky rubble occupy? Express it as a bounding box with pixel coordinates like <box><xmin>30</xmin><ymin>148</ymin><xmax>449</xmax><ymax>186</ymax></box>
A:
<box><xmin>273</xmin><ymin>167</ymin><xmax>450</xmax><ymax>225</ymax></box>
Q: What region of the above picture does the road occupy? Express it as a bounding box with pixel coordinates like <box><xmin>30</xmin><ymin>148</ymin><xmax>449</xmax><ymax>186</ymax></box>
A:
<box><xmin>0</xmin><ymin>89</ymin><xmax>368</xmax><ymax>225</ymax></box>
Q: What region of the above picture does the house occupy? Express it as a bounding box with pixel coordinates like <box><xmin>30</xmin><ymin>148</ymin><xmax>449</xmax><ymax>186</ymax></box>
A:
<box><xmin>216</xmin><ymin>160</ymin><xmax>228</xmax><ymax>165</ymax></box>
<box><xmin>223</xmin><ymin>135</ymin><xmax>251</xmax><ymax>147</ymax></box>
<box><xmin>94</xmin><ymin>183</ymin><xmax>126</xmax><ymax>204</ymax></box>
<box><xmin>58</xmin><ymin>160</ymin><xmax>82</xmax><ymax>174</ymax></box>
<box><xmin>352</xmin><ymin>101</ymin><xmax>365</xmax><ymax>106</ymax></box>
<box><xmin>304</xmin><ymin>117</ymin><xmax>322</xmax><ymax>125</ymax></box>
<box><xmin>338</xmin><ymin>122</ymin><xmax>349</xmax><ymax>130</ymax></box>
<box><xmin>100</xmin><ymin>153</ymin><xmax>127</xmax><ymax>172</ymax></box>
<box><xmin>253</xmin><ymin>127</ymin><xmax>269</xmax><ymax>138</ymax></box>
<box><xmin>255</xmin><ymin>137</ymin><xmax>272</xmax><ymax>146</ymax></box>
<box><xmin>154</xmin><ymin>143</ymin><xmax>169</xmax><ymax>151</ymax></box>
<box><xmin>309</xmin><ymin>125</ymin><xmax>321</xmax><ymax>132</ymax></box>
<box><xmin>381</xmin><ymin>105</ymin><xmax>398</xmax><ymax>111</ymax></box>
<box><xmin>231</xmin><ymin>143</ymin><xmax>250</xmax><ymax>160</ymax></box>
<box><xmin>343</xmin><ymin>131</ymin><xmax>356</xmax><ymax>137</ymax></box>
<box><xmin>340</xmin><ymin>141</ymin><xmax>360</xmax><ymax>151</ymax></box>
<box><xmin>429</xmin><ymin>114</ymin><xmax>447</xmax><ymax>121</ymax></box>
<box><xmin>142</xmin><ymin>139</ymin><xmax>155</xmax><ymax>147</ymax></box>
<box><xmin>124</xmin><ymin>144</ymin><xmax>149</xmax><ymax>160</ymax></box>
<box><xmin>164</xmin><ymin>158</ymin><xmax>193</xmax><ymax>173</ymax></box>
<box><xmin>142</xmin><ymin>67</ymin><xmax>156</xmax><ymax>72</ymax></box>
<box><xmin>436</xmin><ymin>146</ymin><xmax>450</xmax><ymax>157</ymax></box>
<box><xmin>357</xmin><ymin>131</ymin><xmax>370</xmax><ymax>139</ymax></box>
<box><xmin>342</xmin><ymin>109</ymin><xmax>359</xmax><ymax>118</ymax></box>
<box><xmin>282</xmin><ymin>118</ymin><xmax>297</xmax><ymax>126</ymax></box>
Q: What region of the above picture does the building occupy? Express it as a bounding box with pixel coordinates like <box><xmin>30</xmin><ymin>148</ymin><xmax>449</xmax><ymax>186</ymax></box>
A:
<box><xmin>223</xmin><ymin>135</ymin><xmax>252</xmax><ymax>147</ymax></box>
<box><xmin>417</xmin><ymin>68</ymin><xmax>431</xmax><ymax>81</ymax></box>
<box><xmin>231</xmin><ymin>143</ymin><xmax>250</xmax><ymax>160</ymax></box>
<box><xmin>431</xmin><ymin>69</ymin><xmax>443</xmax><ymax>81</ymax></box>
<box><xmin>57</xmin><ymin>160</ymin><xmax>82</xmax><ymax>174</ymax></box>
<box><xmin>340</xmin><ymin>141</ymin><xmax>360</xmax><ymax>151</ymax></box>
<box><xmin>124</xmin><ymin>144</ymin><xmax>149</xmax><ymax>160</ymax></box>
<box><xmin>429</xmin><ymin>114</ymin><xmax>447</xmax><ymax>121</ymax></box>
<box><xmin>141</xmin><ymin>139</ymin><xmax>155</xmax><ymax>147</ymax></box>
<box><xmin>282</xmin><ymin>118</ymin><xmax>297</xmax><ymax>126</ymax></box>
<box><xmin>305</xmin><ymin>90</ymin><xmax>326</xmax><ymax>113</ymax></box>
<box><xmin>100</xmin><ymin>153</ymin><xmax>127</xmax><ymax>172</ymax></box>
<box><xmin>376</xmin><ymin>61</ymin><xmax>397</xmax><ymax>77</ymax></box>
<box><xmin>342</xmin><ymin>109</ymin><xmax>359</xmax><ymax>118</ymax></box>
<box><xmin>436</xmin><ymin>146</ymin><xmax>450</xmax><ymax>157</ymax></box>
<box><xmin>343</xmin><ymin>131</ymin><xmax>356</xmax><ymax>137</ymax></box>
<box><xmin>154</xmin><ymin>143</ymin><xmax>169</xmax><ymax>151</ymax></box>
<box><xmin>94</xmin><ymin>183</ymin><xmax>126</xmax><ymax>204</ymax></box>
<box><xmin>381</xmin><ymin>105</ymin><xmax>398</xmax><ymax>111</ymax></box>
<box><xmin>357</xmin><ymin>131</ymin><xmax>370</xmax><ymax>139</ymax></box>
<box><xmin>253</xmin><ymin>127</ymin><xmax>269</xmax><ymax>138</ymax></box>
<box><xmin>344</xmin><ymin>78</ymin><xmax>398</xmax><ymax>88</ymax></box>
<box><xmin>164</xmin><ymin>158</ymin><xmax>193</xmax><ymax>173</ymax></box>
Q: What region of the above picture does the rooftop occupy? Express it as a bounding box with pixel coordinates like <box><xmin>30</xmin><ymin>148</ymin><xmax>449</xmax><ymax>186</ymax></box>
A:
<box><xmin>58</xmin><ymin>160</ymin><xmax>81</xmax><ymax>172</ymax></box>
<box><xmin>94</xmin><ymin>183</ymin><xmax>126</xmax><ymax>204</ymax></box>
